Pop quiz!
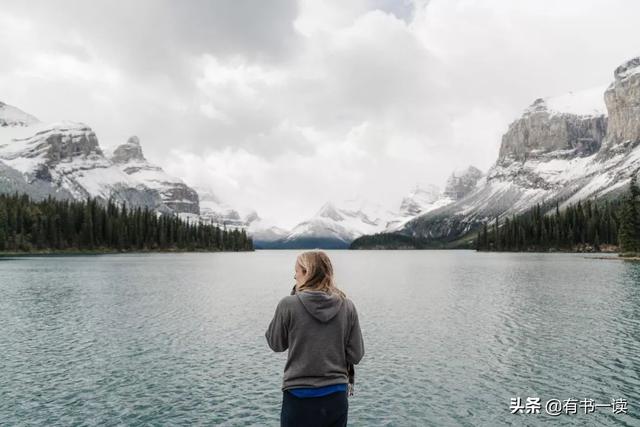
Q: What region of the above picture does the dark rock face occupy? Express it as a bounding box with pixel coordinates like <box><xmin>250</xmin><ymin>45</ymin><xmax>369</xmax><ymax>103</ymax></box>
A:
<box><xmin>0</xmin><ymin>102</ymin><xmax>205</xmax><ymax>215</ymax></box>
<box><xmin>160</xmin><ymin>184</ymin><xmax>200</xmax><ymax>215</ymax></box>
<box><xmin>34</xmin><ymin>164</ymin><xmax>52</xmax><ymax>181</ymax></box>
<box><xmin>599</xmin><ymin>57</ymin><xmax>640</xmax><ymax>157</ymax></box>
<box><xmin>498</xmin><ymin>101</ymin><xmax>607</xmax><ymax>165</ymax></box>
<box><xmin>13</xmin><ymin>124</ymin><xmax>103</xmax><ymax>166</ymax></box>
<box><xmin>108</xmin><ymin>185</ymin><xmax>170</xmax><ymax>214</ymax></box>
<box><xmin>112</xmin><ymin>136</ymin><xmax>146</xmax><ymax>163</ymax></box>
<box><xmin>111</xmin><ymin>136</ymin><xmax>200</xmax><ymax>215</ymax></box>
<box><xmin>45</xmin><ymin>129</ymin><xmax>102</xmax><ymax>164</ymax></box>
<box><xmin>0</xmin><ymin>121</ymin><xmax>165</xmax><ymax>211</ymax></box>
<box><xmin>391</xmin><ymin>58</ymin><xmax>640</xmax><ymax>247</ymax></box>
<box><xmin>0</xmin><ymin>160</ymin><xmax>74</xmax><ymax>201</ymax></box>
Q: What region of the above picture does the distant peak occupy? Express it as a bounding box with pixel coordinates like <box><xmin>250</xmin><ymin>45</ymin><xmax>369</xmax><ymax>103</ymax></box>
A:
<box><xmin>318</xmin><ymin>201</ymin><xmax>335</xmax><ymax>210</ymax></box>
<box><xmin>614</xmin><ymin>56</ymin><xmax>640</xmax><ymax>80</ymax></box>
<box><xmin>316</xmin><ymin>202</ymin><xmax>343</xmax><ymax>221</ymax></box>
<box><xmin>0</xmin><ymin>101</ymin><xmax>40</xmax><ymax>127</ymax></box>
<box><xmin>527</xmin><ymin>98</ymin><xmax>547</xmax><ymax>113</ymax></box>
<box><xmin>112</xmin><ymin>135</ymin><xmax>146</xmax><ymax>163</ymax></box>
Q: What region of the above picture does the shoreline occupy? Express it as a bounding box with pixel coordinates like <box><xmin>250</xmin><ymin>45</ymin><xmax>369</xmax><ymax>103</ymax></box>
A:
<box><xmin>588</xmin><ymin>255</ymin><xmax>640</xmax><ymax>261</ymax></box>
<box><xmin>0</xmin><ymin>248</ymin><xmax>255</xmax><ymax>258</ymax></box>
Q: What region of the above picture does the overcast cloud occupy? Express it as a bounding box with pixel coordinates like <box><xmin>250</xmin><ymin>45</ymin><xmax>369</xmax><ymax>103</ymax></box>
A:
<box><xmin>1</xmin><ymin>0</ymin><xmax>640</xmax><ymax>228</ymax></box>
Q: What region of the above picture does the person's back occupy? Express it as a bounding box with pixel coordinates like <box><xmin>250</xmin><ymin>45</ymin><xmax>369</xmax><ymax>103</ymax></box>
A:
<box><xmin>266</xmin><ymin>290</ymin><xmax>364</xmax><ymax>389</ymax></box>
<box><xmin>266</xmin><ymin>250</ymin><xmax>365</xmax><ymax>427</ymax></box>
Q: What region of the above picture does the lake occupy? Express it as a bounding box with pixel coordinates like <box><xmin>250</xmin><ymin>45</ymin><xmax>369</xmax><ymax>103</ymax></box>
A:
<box><xmin>1</xmin><ymin>250</ymin><xmax>638</xmax><ymax>426</ymax></box>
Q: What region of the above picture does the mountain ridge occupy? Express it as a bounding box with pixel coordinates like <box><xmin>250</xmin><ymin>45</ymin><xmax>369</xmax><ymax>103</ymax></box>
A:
<box><xmin>4</xmin><ymin>56</ymin><xmax>640</xmax><ymax>249</ymax></box>
<box><xmin>365</xmin><ymin>57</ymin><xmax>640</xmax><ymax>248</ymax></box>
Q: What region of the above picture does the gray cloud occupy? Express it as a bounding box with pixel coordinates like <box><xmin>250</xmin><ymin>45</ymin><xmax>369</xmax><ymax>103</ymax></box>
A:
<box><xmin>1</xmin><ymin>0</ymin><xmax>300</xmax><ymax>83</ymax></box>
<box><xmin>370</xmin><ymin>0</ymin><xmax>415</xmax><ymax>22</ymax></box>
<box><xmin>2</xmin><ymin>0</ymin><xmax>640</xmax><ymax>228</ymax></box>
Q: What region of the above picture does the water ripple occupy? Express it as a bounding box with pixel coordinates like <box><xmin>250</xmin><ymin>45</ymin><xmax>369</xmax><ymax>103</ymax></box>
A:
<box><xmin>0</xmin><ymin>251</ymin><xmax>638</xmax><ymax>426</ymax></box>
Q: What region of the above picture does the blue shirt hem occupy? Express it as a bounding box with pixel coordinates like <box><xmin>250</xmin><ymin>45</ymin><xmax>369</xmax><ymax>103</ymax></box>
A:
<box><xmin>287</xmin><ymin>383</ymin><xmax>348</xmax><ymax>398</ymax></box>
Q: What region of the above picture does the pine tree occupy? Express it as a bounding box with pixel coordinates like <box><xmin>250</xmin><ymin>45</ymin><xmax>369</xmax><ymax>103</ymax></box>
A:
<box><xmin>477</xmin><ymin>196</ymin><xmax>624</xmax><ymax>253</ymax></box>
<box><xmin>0</xmin><ymin>193</ymin><xmax>253</xmax><ymax>253</ymax></box>
<box><xmin>0</xmin><ymin>202</ymin><xmax>7</xmax><ymax>251</ymax></box>
<box><xmin>618</xmin><ymin>173</ymin><xmax>640</xmax><ymax>253</ymax></box>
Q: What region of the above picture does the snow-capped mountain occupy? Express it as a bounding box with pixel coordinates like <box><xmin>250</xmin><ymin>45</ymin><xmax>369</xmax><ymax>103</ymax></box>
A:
<box><xmin>7</xmin><ymin>56</ymin><xmax>640</xmax><ymax>251</ymax></box>
<box><xmin>389</xmin><ymin>57</ymin><xmax>640</xmax><ymax>245</ymax></box>
<box><xmin>111</xmin><ymin>136</ymin><xmax>199</xmax><ymax>214</ymax></box>
<box><xmin>260</xmin><ymin>173</ymin><xmax>487</xmax><ymax>249</ymax></box>
<box><xmin>384</xmin><ymin>168</ymin><xmax>483</xmax><ymax>233</ymax></box>
<box><xmin>191</xmin><ymin>186</ymin><xmax>288</xmax><ymax>247</ymax></box>
<box><xmin>0</xmin><ymin>101</ymin><xmax>39</xmax><ymax>127</ymax></box>
<box><xmin>385</xmin><ymin>184</ymin><xmax>452</xmax><ymax>232</ymax></box>
<box><xmin>0</xmin><ymin>101</ymin><xmax>268</xmax><ymax>232</ymax></box>
<box><xmin>247</xmin><ymin>219</ymin><xmax>290</xmax><ymax>248</ymax></box>
<box><xmin>196</xmin><ymin>186</ymin><xmax>259</xmax><ymax>228</ymax></box>
<box><xmin>399</xmin><ymin>184</ymin><xmax>442</xmax><ymax>216</ymax></box>
<box><xmin>0</xmin><ymin>116</ymin><xmax>163</xmax><ymax>210</ymax></box>
<box><xmin>0</xmin><ymin>102</ymin><xmax>198</xmax><ymax>214</ymax></box>
<box><xmin>194</xmin><ymin>186</ymin><xmax>289</xmax><ymax>247</ymax></box>
<box><xmin>270</xmin><ymin>199</ymin><xmax>395</xmax><ymax>249</ymax></box>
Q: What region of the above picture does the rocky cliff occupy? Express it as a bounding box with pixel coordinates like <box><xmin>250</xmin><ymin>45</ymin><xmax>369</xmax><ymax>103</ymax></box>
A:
<box><xmin>599</xmin><ymin>57</ymin><xmax>640</xmax><ymax>157</ymax></box>
<box><xmin>0</xmin><ymin>116</ymin><xmax>164</xmax><ymax>209</ymax></box>
<box><xmin>394</xmin><ymin>57</ymin><xmax>640</xmax><ymax>245</ymax></box>
<box><xmin>111</xmin><ymin>136</ymin><xmax>200</xmax><ymax>214</ymax></box>
<box><xmin>0</xmin><ymin>103</ymin><xmax>203</xmax><ymax>214</ymax></box>
<box><xmin>498</xmin><ymin>98</ymin><xmax>606</xmax><ymax>163</ymax></box>
<box><xmin>398</xmin><ymin>184</ymin><xmax>442</xmax><ymax>216</ymax></box>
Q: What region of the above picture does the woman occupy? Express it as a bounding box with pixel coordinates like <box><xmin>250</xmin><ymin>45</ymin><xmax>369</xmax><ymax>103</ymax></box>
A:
<box><xmin>266</xmin><ymin>250</ymin><xmax>365</xmax><ymax>427</ymax></box>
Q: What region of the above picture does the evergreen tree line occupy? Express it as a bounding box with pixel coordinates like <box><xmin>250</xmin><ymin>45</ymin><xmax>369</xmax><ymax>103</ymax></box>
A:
<box><xmin>0</xmin><ymin>193</ymin><xmax>253</xmax><ymax>252</ymax></box>
<box><xmin>617</xmin><ymin>174</ymin><xmax>640</xmax><ymax>253</ymax></box>
<box><xmin>350</xmin><ymin>232</ymin><xmax>430</xmax><ymax>249</ymax></box>
<box><xmin>475</xmin><ymin>178</ymin><xmax>640</xmax><ymax>252</ymax></box>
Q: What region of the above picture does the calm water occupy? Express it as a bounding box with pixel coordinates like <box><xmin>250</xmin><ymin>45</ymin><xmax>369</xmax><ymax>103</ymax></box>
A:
<box><xmin>1</xmin><ymin>250</ymin><xmax>639</xmax><ymax>426</ymax></box>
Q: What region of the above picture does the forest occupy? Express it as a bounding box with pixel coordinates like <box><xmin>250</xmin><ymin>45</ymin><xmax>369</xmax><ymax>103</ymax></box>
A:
<box><xmin>476</xmin><ymin>175</ymin><xmax>640</xmax><ymax>254</ymax></box>
<box><xmin>0</xmin><ymin>193</ymin><xmax>253</xmax><ymax>253</ymax></box>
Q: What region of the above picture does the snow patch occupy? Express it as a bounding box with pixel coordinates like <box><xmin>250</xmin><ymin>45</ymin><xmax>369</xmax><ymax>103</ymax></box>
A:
<box><xmin>0</xmin><ymin>101</ymin><xmax>40</xmax><ymax>127</ymax></box>
<box><xmin>527</xmin><ymin>85</ymin><xmax>607</xmax><ymax>117</ymax></box>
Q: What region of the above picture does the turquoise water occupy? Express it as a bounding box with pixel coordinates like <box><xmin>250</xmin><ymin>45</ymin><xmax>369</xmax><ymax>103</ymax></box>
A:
<box><xmin>1</xmin><ymin>250</ymin><xmax>638</xmax><ymax>426</ymax></box>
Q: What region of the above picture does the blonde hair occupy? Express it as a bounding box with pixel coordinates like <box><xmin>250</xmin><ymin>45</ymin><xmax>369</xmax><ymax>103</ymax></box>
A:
<box><xmin>296</xmin><ymin>250</ymin><xmax>346</xmax><ymax>299</ymax></box>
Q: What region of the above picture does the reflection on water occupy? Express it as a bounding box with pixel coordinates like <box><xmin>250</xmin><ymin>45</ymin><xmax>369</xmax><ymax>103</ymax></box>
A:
<box><xmin>1</xmin><ymin>251</ymin><xmax>638</xmax><ymax>426</ymax></box>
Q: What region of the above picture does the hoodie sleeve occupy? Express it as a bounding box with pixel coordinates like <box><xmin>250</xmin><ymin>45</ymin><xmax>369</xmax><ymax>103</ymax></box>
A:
<box><xmin>346</xmin><ymin>300</ymin><xmax>365</xmax><ymax>365</ymax></box>
<box><xmin>265</xmin><ymin>298</ymin><xmax>290</xmax><ymax>352</ymax></box>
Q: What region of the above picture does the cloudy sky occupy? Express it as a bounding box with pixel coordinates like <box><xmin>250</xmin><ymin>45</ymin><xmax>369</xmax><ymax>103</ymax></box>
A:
<box><xmin>1</xmin><ymin>0</ymin><xmax>639</xmax><ymax>228</ymax></box>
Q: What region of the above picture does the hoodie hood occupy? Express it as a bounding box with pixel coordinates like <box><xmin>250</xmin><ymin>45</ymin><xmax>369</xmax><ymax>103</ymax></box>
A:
<box><xmin>296</xmin><ymin>290</ymin><xmax>344</xmax><ymax>322</ymax></box>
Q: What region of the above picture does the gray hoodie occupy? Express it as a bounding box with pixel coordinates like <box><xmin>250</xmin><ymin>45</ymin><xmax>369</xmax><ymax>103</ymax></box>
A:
<box><xmin>265</xmin><ymin>290</ymin><xmax>365</xmax><ymax>391</ymax></box>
